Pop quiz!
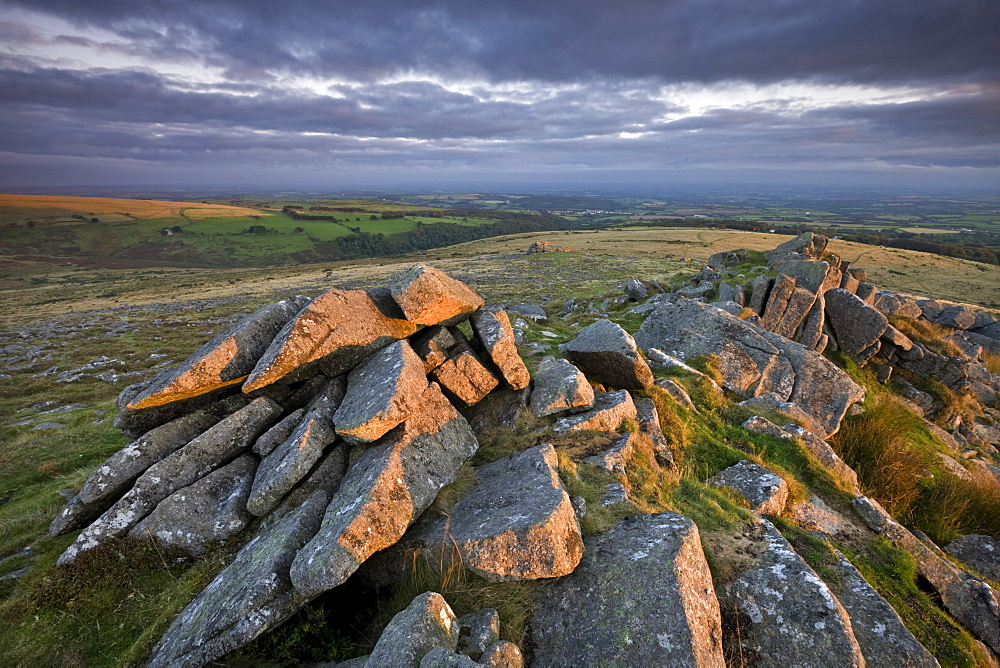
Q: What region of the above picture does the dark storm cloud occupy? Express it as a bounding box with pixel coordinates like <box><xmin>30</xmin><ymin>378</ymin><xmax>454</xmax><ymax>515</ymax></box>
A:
<box><xmin>5</xmin><ymin>0</ymin><xmax>999</xmax><ymax>85</ymax></box>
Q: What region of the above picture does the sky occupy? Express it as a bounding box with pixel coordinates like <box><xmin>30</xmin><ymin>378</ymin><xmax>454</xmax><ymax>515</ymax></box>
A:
<box><xmin>0</xmin><ymin>0</ymin><xmax>998</xmax><ymax>191</ymax></box>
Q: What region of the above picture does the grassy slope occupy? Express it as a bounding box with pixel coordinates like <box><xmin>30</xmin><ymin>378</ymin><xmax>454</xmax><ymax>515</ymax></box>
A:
<box><xmin>0</xmin><ymin>232</ymin><xmax>997</xmax><ymax>665</ymax></box>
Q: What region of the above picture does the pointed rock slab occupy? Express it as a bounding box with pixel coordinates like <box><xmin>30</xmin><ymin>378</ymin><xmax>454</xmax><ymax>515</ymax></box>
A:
<box><xmin>383</xmin><ymin>444</ymin><xmax>583</xmax><ymax>583</ymax></box>
<box><xmin>764</xmin><ymin>231</ymin><xmax>828</xmax><ymax>263</ymax></box>
<box><xmin>853</xmin><ymin>496</ymin><xmax>1000</xmax><ymax>656</ymax></box>
<box><xmin>243</xmin><ymin>287</ymin><xmax>416</xmax><ymax>393</ymax></box>
<box><xmin>725</xmin><ymin>518</ymin><xmax>865</xmax><ymax>667</ymax></box>
<box><xmin>114</xmin><ymin>380</ymin><xmax>248</xmax><ymax>439</ymax></box>
<box><xmin>825</xmin><ymin>288</ymin><xmax>889</xmax><ymax>366</ymax></box>
<box><xmin>148</xmin><ymin>475</ymin><xmax>341</xmax><ymax>668</ymax></box>
<box><xmin>471</xmin><ymin>308</ymin><xmax>530</xmax><ymax>390</ymax></box>
<box><xmin>531</xmin><ymin>512</ymin><xmax>724</xmax><ymax>667</ymax></box>
<box><xmin>772</xmin><ymin>282</ymin><xmax>819</xmax><ymax>340</ymax></box>
<box><xmin>553</xmin><ymin>389</ymin><xmax>636</xmax><ymax>433</ymax></box>
<box><xmin>708</xmin><ymin>460</ymin><xmax>788</xmax><ymax>515</ymax></box>
<box><xmin>290</xmin><ymin>383</ymin><xmax>478</xmax><ymax>598</ymax></box>
<box><xmin>252</xmin><ymin>407</ymin><xmax>305</xmax><ymax>457</ymax></box>
<box><xmin>249</xmin><ymin>379</ymin><xmax>347</xmax><ymax>517</ymax></box>
<box><xmin>826</xmin><ymin>550</ymin><xmax>939</xmax><ymax>667</ymax></box>
<box><xmin>389</xmin><ymin>265</ymin><xmax>484</xmax><ymax>327</ymax></box>
<box><xmin>560</xmin><ymin>319</ymin><xmax>653</xmax><ymax>390</ymax></box>
<box><xmin>368</xmin><ymin>592</ymin><xmax>461</xmax><ymax>667</ymax></box>
<box><xmin>529</xmin><ymin>356</ymin><xmax>594</xmax><ymax>417</ymax></box>
<box><xmin>431</xmin><ymin>349</ymin><xmax>499</xmax><ymax>406</ymax></box>
<box><xmin>129</xmin><ymin>453</ymin><xmax>257</xmax><ymax>555</ymax></box>
<box><xmin>760</xmin><ymin>273</ymin><xmax>797</xmax><ymax>331</ymax></box>
<box><xmin>126</xmin><ymin>297</ymin><xmax>310</xmax><ymax>412</ymax></box>
<box><xmin>747</xmin><ymin>276</ymin><xmax>773</xmax><ymax>315</ymax></box>
<box><xmin>636</xmin><ymin>396</ymin><xmax>676</xmax><ymax>468</ymax></box>
<box><xmin>57</xmin><ymin>397</ymin><xmax>282</xmax><ymax>566</ymax></box>
<box><xmin>334</xmin><ymin>340</ymin><xmax>428</xmax><ymax>444</ymax></box>
<box><xmin>49</xmin><ymin>406</ymin><xmax>227</xmax><ymax>537</ymax></box>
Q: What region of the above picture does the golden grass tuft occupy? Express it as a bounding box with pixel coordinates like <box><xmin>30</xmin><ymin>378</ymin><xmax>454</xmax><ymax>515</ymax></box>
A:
<box><xmin>889</xmin><ymin>316</ymin><xmax>965</xmax><ymax>358</ymax></box>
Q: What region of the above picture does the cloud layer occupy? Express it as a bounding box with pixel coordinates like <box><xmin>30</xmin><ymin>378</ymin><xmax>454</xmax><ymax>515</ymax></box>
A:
<box><xmin>1</xmin><ymin>0</ymin><xmax>998</xmax><ymax>188</ymax></box>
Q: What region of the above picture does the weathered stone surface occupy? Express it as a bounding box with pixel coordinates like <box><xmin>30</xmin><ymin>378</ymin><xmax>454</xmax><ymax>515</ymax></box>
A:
<box><xmin>113</xmin><ymin>380</ymin><xmax>245</xmax><ymax>439</ymax></box>
<box><xmin>760</xmin><ymin>273</ymin><xmax>797</xmax><ymax>332</ymax></box>
<box><xmin>367</xmin><ymin>592</ymin><xmax>461</xmax><ymax>667</ymax></box>
<box><xmin>747</xmin><ymin>275</ymin><xmax>773</xmax><ymax>315</ymax></box>
<box><xmin>855</xmin><ymin>282</ymin><xmax>877</xmax><ymax>305</ymax></box>
<box><xmin>560</xmin><ymin>319</ymin><xmax>653</xmax><ymax>390</ymax></box>
<box><xmin>881</xmin><ymin>324</ymin><xmax>915</xmax><ymax>351</ymax></box>
<box><xmin>531</xmin><ymin>513</ymin><xmax>724</xmax><ymax>667</ymax></box>
<box><xmin>657</xmin><ymin>378</ymin><xmax>699</xmax><ymax>413</ymax></box>
<box><xmin>432</xmin><ymin>349</ymin><xmax>499</xmax><ymax>406</ymax></box>
<box><xmin>243</xmin><ymin>287</ymin><xmax>416</xmax><ymax>392</ymax></box>
<box><xmin>553</xmin><ymin>389</ymin><xmax>636</xmax><ymax>433</ymax></box>
<box><xmin>825</xmin><ymin>288</ymin><xmax>889</xmax><ymax>365</ymax></box>
<box><xmin>776</xmin><ymin>259</ymin><xmax>840</xmax><ymax>294</ymax></box>
<box><xmin>796</xmin><ymin>290</ymin><xmax>826</xmax><ymax>350</ymax></box>
<box><xmin>130</xmin><ymin>453</ymin><xmax>257</xmax><ymax>555</ymax></box>
<box><xmin>389</xmin><ymin>265</ymin><xmax>484</xmax><ymax>327</ymax></box>
<box><xmin>373</xmin><ymin>444</ymin><xmax>582</xmax><ymax>583</ymax></box>
<box><xmin>49</xmin><ymin>407</ymin><xmax>227</xmax><ymax>537</ymax></box>
<box><xmin>457</xmin><ymin>608</ymin><xmax>500</xmax><ymax>660</ymax></box>
<box><xmin>334</xmin><ymin>340</ymin><xmax>428</xmax><ymax>444</ymax></box>
<box><xmin>637</xmin><ymin>299</ymin><xmax>793</xmax><ymax>399</ymax></box>
<box><xmin>585</xmin><ymin>431</ymin><xmax>651</xmax><ymax>477</ymax></box>
<box><xmin>947</xmin><ymin>535</ymin><xmax>1000</xmax><ymax>583</ymax></box>
<box><xmin>127</xmin><ymin>297</ymin><xmax>309</xmax><ymax>411</ymax></box>
<box><xmin>874</xmin><ymin>291</ymin><xmax>923</xmax><ymax>319</ymax></box>
<box><xmin>420</xmin><ymin>647</ymin><xmax>479</xmax><ymax>667</ymax></box>
<box><xmin>624</xmin><ymin>278</ymin><xmax>648</xmax><ymax>301</ymax></box>
<box><xmin>717</xmin><ymin>281</ymin><xmax>745</xmax><ymax>306</ymax></box>
<box><xmin>738</xmin><ymin>392</ymin><xmax>820</xmax><ymax>436</ymax></box>
<box><xmin>290</xmin><ymin>383</ymin><xmax>478</xmax><ymax>598</ymax></box>
<box><xmin>636</xmin><ymin>396</ymin><xmax>676</xmax><ymax>468</ymax></box>
<box><xmin>646</xmin><ymin>348</ymin><xmax>723</xmax><ymax>394</ymax></box>
<box><xmin>853</xmin><ymin>496</ymin><xmax>1000</xmax><ymax>656</ymax></box>
<box><xmin>509</xmin><ymin>303</ymin><xmax>547</xmax><ymax>321</ymax></box>
<box><xmin>709</xmin><ymin>460</ymin><xmax>788</xmax><ymax>515</ymax></box>
<box><xmin>471</xmin><ymin>308</ymin><xmax>530</xmax><ymax>390</ymax></box>
<box><xmin>252</xmin><ymin>407</ymin><xmax>305</xmax><ymax>457</ymax></box>
<box><xmin>149</xmin><ymin>479</ymin><xmax>340</xmax><ymax>668</ymax></box>
<box><xmin>826</xmin><ymin>550</ymin><xmax>939</xmax><ymax>667</ymax></box>
<box><xmin>725</xmin><ymin>518</ymin><xmax>864</xmax><ymax>667</ymax></box>
<box><xmin>58</xmin><ymin>397</ymin><xmax>282</xmax><ymax>565</ymax></box>
<box><xmin>529</xmin><ymin>356</ymin><xmax>594</xmax><ymax>417</ymax></box>
<box><xmin>772</xmin><ymin>283</ymin><xmax>819</xmax><ymax>339</ymax></box>
<box><xmin>479</xmin><ymin>641</ymin><xmax>523</xmax><ymax>667</ymax></box>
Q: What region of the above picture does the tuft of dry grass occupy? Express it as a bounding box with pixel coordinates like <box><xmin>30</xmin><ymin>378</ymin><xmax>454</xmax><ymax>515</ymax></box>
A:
<box><xmin>832</xmin><ymin>396</ymin><xmax>929</xmax><ymax>517</ymax></box>
<box><xmin>913</xmin><ymin>468</ymin><xmax>1000</xmax><ymax>544</ymax></box>
<box><xmin>889</xmin><ymin>316</ymin><xmax>965</xmax><ymax>358</ymax></box>
<box><xmin>983</xmin><ymin>350</ymin><xmax>1000</xmax><ymax>376</ymax></box>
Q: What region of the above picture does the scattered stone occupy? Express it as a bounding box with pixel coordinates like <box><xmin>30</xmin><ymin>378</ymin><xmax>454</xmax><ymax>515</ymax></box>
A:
<box><xmin>334</xmin><ymin>340</ymin><xmax>428</xmax><ymax>444</ymax></box>
<box><xmin>725</xmin><ymin>518</ymin><xmax>864</xmax><ymax>667</ymax></box>
<box><xmin>742</xmin><ymin>416</ymin><xmax>860</xmax><ymax>491</ymax></box>
<box><xmin>290</xmin><ymin>383</ymin><xmax>478</xmax><ymax>598</ymax></box>
<box><xmin>367</xmin><ymin>592</ymin><xmax>461</xmax><ymax>667</ymax></box>
<box><xmin>529</xmin><ymin>356</ymin><xmax>594</xmax><ymax>417</ymax></box>
<box><xmin>130</xmin><ymin>454</ymin><xmax>257</xmax><ymax>555</ymax></box>
<box><xmin>624</xmin><ymin>278</ymin><xmax>648</xmax><ymax>301</ymax></box>
<box><xmin>33</xmin><ymin>421</ymin><xmax>67</xmax><ymax>429</ymax></box>
<box><xmin>553</xmin><ymin>389</ymin><xmax>636</xmax><ymax>433</ymax></box>
<box><xmin>243</xmin><ymin>287</ymin><xmax>416</xmax><ymax>392</ymax></box>
<box><xmin>709</xmin><ymin>460</ymin><xmax>788</xmax><ymax>515</ymax></box>
<box><xmin>389</xmin><ymin>265</ymin><xmax>484</xmax><ymax>327</ymax></box>
<box><xmin>471</xmin><ymin>308</ymin><xmax>530</xmax><ymax>390</ymax></box>
<box><xmin>560</xmin><ymin>319</ymin><xmax>653</xmax><ymax>390</ymax></box>
<box><xmin>508</xmin><ymin>303</ymin><xmax>547</xmax><ymax>321</ymax></box>
<box><xmin>599</xmin><ymin>482</ymin><xmax>628</xmax><ymax>506</ymax></box>
<box><xmin>531</xmin><ymin>513</ymin><xmax>724</xmax><ymax>666</ymax></box>
<box><xmin>635</xmin><ymin>396</ymin><xmax>676</xmax><ymax>468</ymax></box>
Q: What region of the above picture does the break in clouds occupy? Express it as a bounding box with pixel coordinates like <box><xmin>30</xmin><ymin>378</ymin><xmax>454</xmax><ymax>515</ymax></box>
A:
<box><xmin>0</xmin><ymin>0</ymin><xmax>998</xmax><ymax>187</ymax></box>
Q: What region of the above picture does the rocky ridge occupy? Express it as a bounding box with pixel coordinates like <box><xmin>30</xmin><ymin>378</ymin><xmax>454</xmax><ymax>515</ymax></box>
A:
<box><xmin>38</xmin><ymin>234</ymin><xmax>1000</xmax><ymax>666</ymax></box>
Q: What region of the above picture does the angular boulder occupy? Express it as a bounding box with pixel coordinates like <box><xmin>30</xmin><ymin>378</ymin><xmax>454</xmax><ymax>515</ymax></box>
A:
<box><xmin>243</xmin><ymin>287</ymin><xmax>416</xmax><ymax>392</ymax></box>
<box><xmin>874</xmin><ymin>291</ymin><xmax>923</xmax><ymax>319</ymax></box>
<box><xmin>289</xmin><ymin>383</ymin><xmax>478</xmax><ymax>598</ymax></box>
<box><xmin>708</xmin><ymin>460</ymin><xmax>788</xmax><ymax>515</ymax></box>
<box><xmin>471</xmin><ymin>308</ymin><xmax>530</xmax><ymax>390</ymax></box>
<box><xmin>334</xmin><ymin>340</ymin><xmax>428</xmax><ymax>444</ymax></box>
<box><xmin>57</xmin><ymin>397</ymin><xmax>283</xmax><ymax>565</ymax></box>
<box><xmin>946</xmin><ymin>535</ymin><xmax>1000</xmax><ymax>583</ymax></box>
<box><xmin>411</xmin><ymin>325</ymin><xmax>461</xmax><ymax>374</ymax></box>
<box><xmin>560</xmin><ymin>319</ymin><xmax>653</xmax><ymax>390</ymax></box>
<box><xmin>377</xmin><ymin>444</ymin><xmax>583</xmax><ymax>583</ymax></box>
<box><xmin>457</xmin><ymin>608</ymin><xmax>500</xmax><ymax>660</ymax></box>
<box><xmin>130</xmin><ymin>453</ymin><xmax>257</xmax><ymax>555</ymax></box>
<box><xmin>531</xmin><ymin>513</ymin><xmax>724</xmax><ymax>666</ymax></box>
<box><xmin>479</xmin><ymin>641</ymin><xmax>523</xmax><ymax>667</ymax></box>
<box><xmin>825</xmin><ymin>288</ymin><xmax>889</xmax><ymax>365</ymax></box>
<box><xmin>431</xmin><ymin>348</ymin><xmax>499</xmax><ymax>406</ymax></box>
<box><xmin>126</xmin><ymin>296</ymin><xmax>309</xmax><ymax>411</ymax></box>
<box><xmin>725</xmin><ymin>518</ymin><xmax>864</xmax><ymax>667</ymax></box>
<box><xmin>388</xmin><ymin>265</ymin><xmax>484</xmax><ymax>327</ymax></box>
<box><xmin>747</xmin><ymin>275</ymin><xmax>773</xmax><ymax>315</ymax></box>
<box><xmin>553</xmin><ymin>389</ymin><xmax>636</xmax><ymax>433</ymax></box>
<box><xmin>367</xmin><ymin>592</ymin><xmax>461</xmax><ymax>667</ymax></box>
<box><xmin>529</xmin><ymin>356</ymin><xmax>594</xmax><ymax>417</ymax></box>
